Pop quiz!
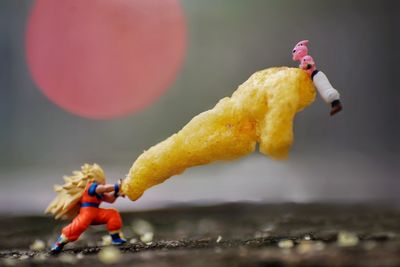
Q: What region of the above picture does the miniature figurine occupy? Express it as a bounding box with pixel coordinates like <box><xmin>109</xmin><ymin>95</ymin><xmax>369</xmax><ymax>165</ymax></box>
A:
<box><xmin>292</xmin><ymin>40</ymin><xmax>343</xmax><ymax>116</ymax></box>
<box><xmin>121</xmin><ymin>67</ymin><xmax>317</xmax><ymax>201</ymax></box>
<box><xmin>46</xmin><ymin>164</ymin><xmax>126</xmax><ymax>254</ymax></box>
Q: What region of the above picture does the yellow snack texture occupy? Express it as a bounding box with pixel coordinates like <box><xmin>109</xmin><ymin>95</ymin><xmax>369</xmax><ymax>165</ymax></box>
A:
<box><xmin>123</xmin><ymin>67</ymin><xmax>316</xmax><ymax>201</ymax></box>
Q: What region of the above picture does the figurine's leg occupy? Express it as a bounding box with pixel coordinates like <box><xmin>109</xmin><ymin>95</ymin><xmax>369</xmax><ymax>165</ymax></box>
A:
<box><xmin>50</xmin><ymin>210</ymin><xmax>95</xmax><ymax>254</ymax></box>
<box><xmin>49</xmin><ymin>233</ymin><xmax>69</xmax><ymax>254</ymax></box>
<box><xmin>93</xmin><ymin>208</ymin><xmax>126</xmax><ymax>245</ymax></box>
<box><xmin>61</xmin><ymin>210</ymin><xmax>95</xmax><ymax>242</ymax></box>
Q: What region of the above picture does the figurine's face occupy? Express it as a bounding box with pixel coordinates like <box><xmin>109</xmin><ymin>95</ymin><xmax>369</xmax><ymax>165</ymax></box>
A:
<box><xmin>299</xmin><ymin>55</ymin><xmax>316</xmax><ymax>75</ymax></box>
<box><xmin>300</xmin><ymin>55</ymin><xmax>315</xmax><ymax>68</ymax></box>
<box><xmin>292</xmin><ymin>45</ymin><xmax>308</xmax><ymax>61</ymax></box>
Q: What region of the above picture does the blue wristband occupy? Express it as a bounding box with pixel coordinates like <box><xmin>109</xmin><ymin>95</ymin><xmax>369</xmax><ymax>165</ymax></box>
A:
<box><xmin>114</xmin><ymin>183</ymin><xmax>120</xmax><ymax>197</ymax></box>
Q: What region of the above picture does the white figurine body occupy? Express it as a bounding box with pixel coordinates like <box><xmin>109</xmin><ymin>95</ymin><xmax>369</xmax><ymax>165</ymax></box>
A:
<box><xmin>312</xmin><ymin>70</ymin><xmax>340</xmax><ymax>104</ymax></box>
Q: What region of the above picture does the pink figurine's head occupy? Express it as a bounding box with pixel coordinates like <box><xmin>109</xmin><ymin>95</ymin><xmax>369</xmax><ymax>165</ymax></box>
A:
<box><xmin>292</xmin><ymin>40</ymin><xmax>309</xmax><ymax>61</ymax></box>
<box><xmin>292</xmin><ymin>46</ymin><xmax>308</xmax><ymax>61</ymax></box>
<box><xmin>292</xmin><ymin>43</ymin><xmax>308</xmax><ymax>61</ymax></box>
<box><xmin>299</xmin><ymin>55</ymin><xmax>316</xmax><ymax>75</ymax></box>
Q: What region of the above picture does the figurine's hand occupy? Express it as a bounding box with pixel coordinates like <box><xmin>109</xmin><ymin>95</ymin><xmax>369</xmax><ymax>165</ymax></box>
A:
<box><xmin>117</xmin><ymin>179</ymin><xmax>126</xmax><ymax>198</ymax></box>
<box><xmin>112</xmin><ymin>179</ymin><xmax>125</xmax><ymax>198</ymax></box>
<box><xmin>330</xmin><ymin>100</ymin><xmax>343</xmax><ymax>116</ymax></box>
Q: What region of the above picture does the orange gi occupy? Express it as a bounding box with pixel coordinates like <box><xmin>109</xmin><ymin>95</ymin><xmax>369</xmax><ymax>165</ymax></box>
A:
<box><xmin>62</xmin><ymin>182</ymin><xmax>122</xmax><ymax>241</ymax></box>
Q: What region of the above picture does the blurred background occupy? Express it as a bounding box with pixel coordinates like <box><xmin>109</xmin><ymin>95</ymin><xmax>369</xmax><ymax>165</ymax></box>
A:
<box><xmin>0</xmin><ymin>0</ymin><xmax>399</xmax><ymax>215</ymax></box>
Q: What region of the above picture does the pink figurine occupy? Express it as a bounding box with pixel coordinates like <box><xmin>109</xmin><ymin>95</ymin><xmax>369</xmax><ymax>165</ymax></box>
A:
<box><xmin>292</xmin><ymin>40</ymin><xmax>309</xmax><ymax>61</ymax></box>
<box><xmin>292</xmin><ymin>40</ymin><xmax>343</xmax><ymax>116</ymax></box>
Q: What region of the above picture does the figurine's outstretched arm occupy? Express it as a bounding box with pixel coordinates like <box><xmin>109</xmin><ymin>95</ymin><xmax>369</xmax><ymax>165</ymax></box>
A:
<box><xmin>102</xmin><ymin>193</ymin><xmax>118</xmax><ymax>203</ymax></box>
<box><xmin>93</xmin><ymin>181</ymin><xmax>123</xmax><ymax>202</ymax></box>
<box><xmin>94</xmin><ymin>184</ymin><xmax>115</xmax><ymax>194</ymax></box>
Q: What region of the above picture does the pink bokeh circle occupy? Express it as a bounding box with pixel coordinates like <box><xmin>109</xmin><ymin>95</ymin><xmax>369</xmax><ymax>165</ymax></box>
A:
<box><xmin>26</xmin><ymin>0</ymin><xmax>186</xmax><ymax>119</ymax></box>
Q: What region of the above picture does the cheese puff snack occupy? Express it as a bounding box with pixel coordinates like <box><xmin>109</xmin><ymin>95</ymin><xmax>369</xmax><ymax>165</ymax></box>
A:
<box><xmin>122</xmin><ymin>67</ymin><xmax>316</xmax><ymax>201</ymax></box>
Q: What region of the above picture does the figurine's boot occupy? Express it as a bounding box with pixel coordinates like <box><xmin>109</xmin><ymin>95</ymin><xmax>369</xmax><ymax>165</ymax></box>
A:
<box><xmin>50</xmin><ymin>234</ymin><xmax>69</xmax><ymax>254</ymax></box>
<box><xmin>110</xmin><ymin>230</ymin><xmax>127</xmax><ymax>245</ymax></box>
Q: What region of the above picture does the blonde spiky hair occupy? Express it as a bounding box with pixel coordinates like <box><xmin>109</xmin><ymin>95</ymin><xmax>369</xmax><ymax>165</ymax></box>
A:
<box><xmin>45</xmin><ymin>163</ymin><xmax>105</xmax><ymax>220</ymax></box>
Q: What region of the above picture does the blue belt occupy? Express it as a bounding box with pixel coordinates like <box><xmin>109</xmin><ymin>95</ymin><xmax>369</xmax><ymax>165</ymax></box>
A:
<box><xmin>81</xmin><ymin>202</ymin><xmax>100</xmax><ymax>208</ymax></box>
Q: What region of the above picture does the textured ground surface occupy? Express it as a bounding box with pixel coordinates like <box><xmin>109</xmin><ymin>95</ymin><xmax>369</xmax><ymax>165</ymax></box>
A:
<box><xmin>1</xmin><ymin>203</ymin><xmax>400</xmax><ymax>267</ymax></box>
